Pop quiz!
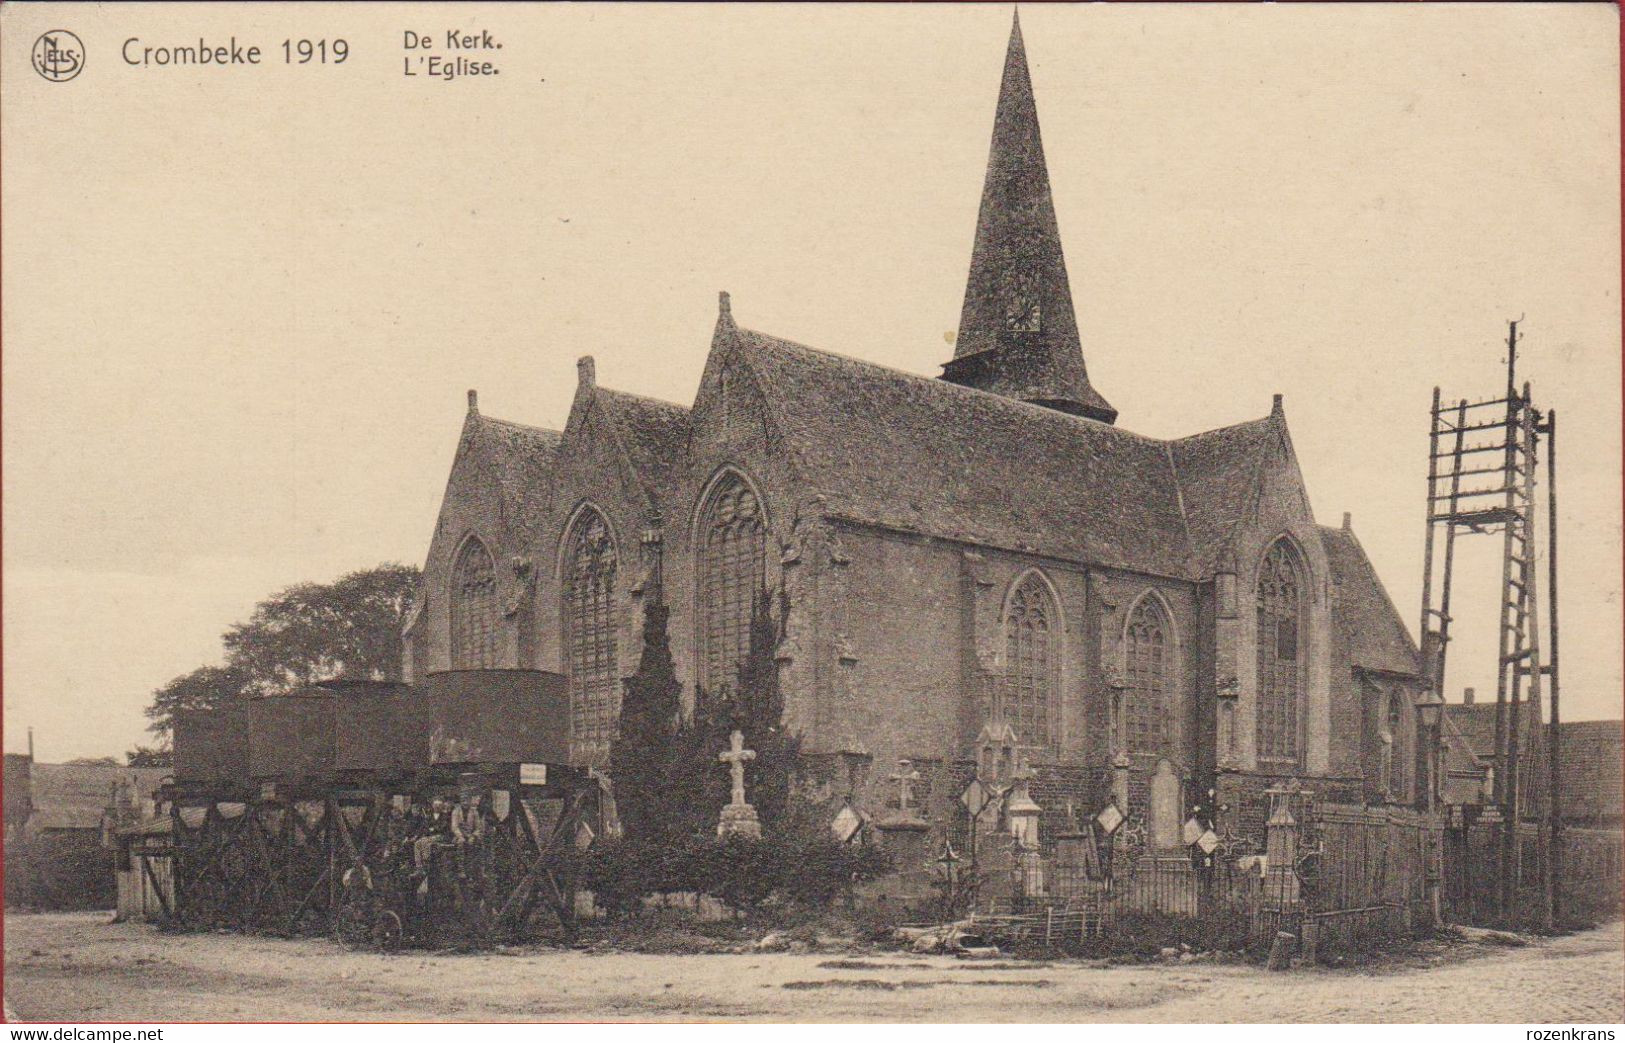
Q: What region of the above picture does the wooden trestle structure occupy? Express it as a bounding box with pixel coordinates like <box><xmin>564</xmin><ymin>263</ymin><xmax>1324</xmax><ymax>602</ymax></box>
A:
<box><xmin>1420</xmin><ymin>319</ymin><xmax>1562</xmax><ymax>929</ymax></box>
<box><xmin>153</xmin><ymin>670</ymin><xmax>602</xmax><ymax>949</ymax></box>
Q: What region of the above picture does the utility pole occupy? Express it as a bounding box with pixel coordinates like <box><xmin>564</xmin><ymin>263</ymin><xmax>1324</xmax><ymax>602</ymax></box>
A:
<box><xmin>1514</xmin><ymin>381</ymin><xmax>1546</xmax><ymax>931</ymax></box>
<box><xmin>1493</xmin><ymin>322</ymin><xmax>1521</xmax><ymax>921</ymax></box>
<box><xmin>1420</xmin><ymin>319</ymin><xmax>1558</xmax><ymax>928</ymax></box>
<box><xmin>1543</xmin><ymin>408</ymin><xmax>1562</xmax><ymax>928</ymax></box>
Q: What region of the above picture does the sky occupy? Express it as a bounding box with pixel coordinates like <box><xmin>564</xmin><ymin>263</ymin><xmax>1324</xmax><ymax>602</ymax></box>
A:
<box><xmin>2</xmin><ymin>3</ymin><xmax>1619</xmax><ymax>762</ymax></box>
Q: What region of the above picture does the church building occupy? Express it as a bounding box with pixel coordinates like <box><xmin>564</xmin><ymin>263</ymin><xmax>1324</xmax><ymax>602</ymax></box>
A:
<box><xmin>403</xmin><ymin>15</ymin><xmax>1429</xmax><ymax>848</ymax></box>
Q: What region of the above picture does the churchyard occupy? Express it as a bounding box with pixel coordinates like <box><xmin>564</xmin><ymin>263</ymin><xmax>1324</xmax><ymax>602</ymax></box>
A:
<box><xmin>4</xmin><ymin>910</ymin><xmax>1620</xmax><ymax>1023</ymax></box>
<box><xmin>9</xmin><ymin>14</ymin><xmax>1613</xmax><ymax>1028</ymax></box>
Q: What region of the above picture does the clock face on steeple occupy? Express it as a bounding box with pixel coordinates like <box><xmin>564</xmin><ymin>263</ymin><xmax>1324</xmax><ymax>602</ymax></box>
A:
<box><xmin>1004</xmin><ymin>266</ymin><xmax>1042</xmax><ymax>333</ymax></box>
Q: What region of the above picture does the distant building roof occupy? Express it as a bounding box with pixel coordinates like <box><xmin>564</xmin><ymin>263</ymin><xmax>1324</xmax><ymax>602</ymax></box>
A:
<box><xmin>31</xmin><ymin>805</ymin><xmax>108</xmax><ymax>831</ymax></box>
<box><xmin>1556</xmin><ymin>720</ymin><xmax>1623</xmax><ymax>824</ymax></box>
<box><xmin>26</xmin><ymin>762</ymin><xmax>168</xmax><ymax>834</ymax></box>
<box><xmin>1446</xmin><ymin>701</ymin><xmax>1542</xmax><ymax>766</ymax></box>
<box><xmin>3</xmin><ymin>753</ymin><xmax>33</xmax><ymax>826</ymax></box>
<box><xmin>116</xmin><ymin>815</ymin><xmax>172</xmax><ymax>838</ymax></box>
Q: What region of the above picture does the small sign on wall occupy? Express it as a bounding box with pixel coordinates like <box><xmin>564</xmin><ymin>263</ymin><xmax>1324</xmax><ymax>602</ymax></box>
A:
<box><xmin>519</xmin><ymin>763</ymin><xmax>547</xmax><ymax>786</ymax></box>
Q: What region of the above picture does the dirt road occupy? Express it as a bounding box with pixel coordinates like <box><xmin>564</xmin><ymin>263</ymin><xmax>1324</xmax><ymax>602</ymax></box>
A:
<box><xmin>4</xmin><ymin>912</ymin><xmax>1620</xmax><ymax>1023</ymax></box>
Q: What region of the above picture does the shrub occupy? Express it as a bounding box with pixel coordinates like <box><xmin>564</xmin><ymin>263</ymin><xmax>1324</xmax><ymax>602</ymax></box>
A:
<box><xmin>5</xmin><ymin>832</ymin><xmax>117</xmax><ymax>911</ymax></box>
<box><xmin>771</xmin><ymin>831</ymin><xmax>893</xmax><ymax>909</ymax></box>
<box><xmin>580</xmin><ymin>839</ymin><xmax>654</xmax><ymax>917</ymax></box>
<box><xmin>580</xmin><ymin>826</ymin><xmax>892</xmax><ymax>924</ymax></box>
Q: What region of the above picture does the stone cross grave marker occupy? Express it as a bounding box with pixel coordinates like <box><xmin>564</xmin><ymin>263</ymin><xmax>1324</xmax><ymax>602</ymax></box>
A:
<box><xmin>890</xmin><ymin>759</ymin><xmax>922</xmax><ymax>811</ymax></box>
<box><xmin>719</xmin><ymin>729</ymin><xmax>756</xmax><ymax>807</ymax></box>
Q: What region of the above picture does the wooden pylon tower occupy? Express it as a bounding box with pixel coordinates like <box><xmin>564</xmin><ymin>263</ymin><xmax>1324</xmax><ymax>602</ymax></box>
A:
<box><xmin>1419</xmin><ymin>320</ymin><xmax>1562</xmax><ymax>929</ymax></box>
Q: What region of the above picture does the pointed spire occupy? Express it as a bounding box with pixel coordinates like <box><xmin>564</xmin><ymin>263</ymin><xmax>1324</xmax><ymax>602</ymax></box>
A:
<box><xmin>940</xmin><ymin>10</ymin><xmax>1116</xmax><ymax>425</ymax></box>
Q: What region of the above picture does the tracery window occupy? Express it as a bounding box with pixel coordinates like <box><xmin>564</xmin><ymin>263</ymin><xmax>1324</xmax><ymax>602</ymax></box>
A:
<box><xmin>698</xmin><ymin>472</ymin><xmax>766</xmax><ymax>694</ymax></box>
<box><xmin>1002</xmin><ymin>574</ymin><xmax>1057</xmax><ymax>747</ymax></box>
<box><xmin>1255</xmin><ymin>539</ymin><xmax>1306</xmax><ymax>763</ymax></box>
<box><xmin>450</xmin><ymin>536</ymin><xmax>499</xmax><ymax>669</ymax></box>
<box><xmin>1125</xmin><ymin>596</ymin><xmax>1171</xmax><ymax>754</ymax></box>
<box><xmin>565</xmin><ymin>509</ymin><xmax>618</xmax><ymax>759</ymax></box>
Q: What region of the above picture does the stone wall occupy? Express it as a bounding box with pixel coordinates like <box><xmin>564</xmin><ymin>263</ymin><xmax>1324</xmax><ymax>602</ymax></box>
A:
<box><xmin>1207</xmin><ymin>419</ymin><xmax>1335</xmax><ymax>778</ymax></box>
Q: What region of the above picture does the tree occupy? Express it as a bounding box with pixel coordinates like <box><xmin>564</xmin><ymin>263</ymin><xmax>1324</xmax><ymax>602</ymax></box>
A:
<box><xmin>143</xmin><ymin>664</ymin><xmax>250</xmax><ymax>744</ymax></box>
<box><xmin>672</xmin><ymin>683</ymin><xmax>734</xmax><ymax>838</ymax></box>
<box><xmin>735</xmin><ymin>584</ymin><xmax>798</xmax><ymax>829</ymax></box>
<box><xmin>140</xmin><ymin>563</ymin><xmax>420</xmax><ymax>743</ymax></box>
<box><xmin>222</xmin><ymin>563</ymin><xmax>419</xmax><ymax>694</ymax></box>
<box><xmin>663</xmin><ymin>583</ymin><xmax>796</xmax><ymax>839</ymax></box>
<box><xmin>609</xmin><ymin>597</ymin><xmax>686</xmax><ymax>845</ymax></box>
<box><xmin>125</xmin><ymin>745</ymin><xmax>171</xmax><ymax>768</ymax></box>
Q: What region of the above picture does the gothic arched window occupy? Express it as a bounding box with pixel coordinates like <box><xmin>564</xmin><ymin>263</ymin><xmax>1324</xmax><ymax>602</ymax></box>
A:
<box><xmin>1387</xmin><ymin>688</ymin><xmax>1407</xmax><ymax>799</ymax></box>
<box><xmin>450</xmin><ymin>536</ymin><xmax>499</xmax><ymax>669</ymax></box>
<box><xmin>1003</xmin><ymin>574</ymin><xmax>1057</xmax><ymax>747</ymax></box>
<box><xmin>698</xmin><ymin>472</ymin><xmax>766</xmax><ymax>694</ymax></box>
<box><xmin>565</xmin><ymin>508</ymin><xmax>618</xmax><ymax>760</ymax></box>
<box><xmin>1256</xmin><ymin>538</ymin><xmax>1306</xmax><ymax>763</ymax></box>
<box><xmin>1125</xmin><ymin>595</ymin><xmax>1171</xmax><ymax>755</ymax></box>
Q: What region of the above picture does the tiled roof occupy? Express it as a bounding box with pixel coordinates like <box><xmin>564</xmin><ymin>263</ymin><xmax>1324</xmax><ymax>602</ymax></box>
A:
<box><xmin>1556</xmin><ymin>720</ymin><xmax>1623</xmax><ymax>822</ymax></box>
<box><xmin>1318</xmin><ymin>526</ymin><xmax>1424</xmax><ymax>678</ymax></box>
<box><xmin>1445</xmin><ymin>700</ymin><xmax>1542</xmax><ymax>765</ymax></box>
<box><xmin>1560</xmin><ymin>719</ymin><xmax>1624</xmax><ymax>744</ymax></box>
<box><xmin>732</xmin><ymin>326</ymin><xmax>1196</xmax><ymax>577</ymax></box>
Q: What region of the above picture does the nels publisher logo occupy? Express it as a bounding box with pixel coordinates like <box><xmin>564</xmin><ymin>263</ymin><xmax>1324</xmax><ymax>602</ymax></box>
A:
<box><xmin>32</xmin><ymin>30</ymin><xmax>85</xmax><ymax>82</ymax></box>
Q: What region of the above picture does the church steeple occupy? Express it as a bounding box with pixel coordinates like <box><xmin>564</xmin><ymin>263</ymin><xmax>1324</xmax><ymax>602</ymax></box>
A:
<box><xmin>941</xmin><ymin>10</ymin><xmax>1117</xmax><ymax>425</ymax></box>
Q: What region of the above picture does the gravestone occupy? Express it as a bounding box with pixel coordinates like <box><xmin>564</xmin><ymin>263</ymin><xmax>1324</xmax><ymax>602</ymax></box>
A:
<box><xmin>1150</xmin><ymin>758</ymin><xmax>1182</xmax><ymax>849</ymax></box>
<box><xmin>874</xmin><ymin>759</ymin><xmax>931</xmax><ymax>870</ymax></box>
<box><xmin>716</xmin><ymin>729</ymin><xmax>761</xmax><ymax>839</ymax></box>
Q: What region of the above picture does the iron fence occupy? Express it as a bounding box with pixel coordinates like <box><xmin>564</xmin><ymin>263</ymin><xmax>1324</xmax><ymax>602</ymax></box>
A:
<box><xmin>1007</xmin><ymin>801</ymin><xmax>1441</xmax><ymax>958</ymax></box>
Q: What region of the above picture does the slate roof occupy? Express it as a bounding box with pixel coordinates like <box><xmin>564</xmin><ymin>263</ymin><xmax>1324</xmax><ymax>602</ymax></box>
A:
<box><xmin>463</xmin><ymin>392</ymin><xmax>691</xmax><ymax>549</ymax></box>
<box><xmin>946</xmin><ymin>11</ymin><xmax>1114</xmax><ymax>423</ymax></box>
<box><xmin>732</xmin><ymin>325</ymin><xmax>1195</xmax><ymax>577</ymax></box>
<box><xmin>1560</xmin><ymin>719</ymin><xmax>1624</xmax><ymax>748</ymax></box>
<box><xmin>3</xmin><ymin>753</ymin><xmax>31</xmax><ymax>826</ymax></box>
<box><xmin>470</xmin><ymin>414</ymin><xmax>562</xmax><ymax>546</ymax></box>
<box><xmin>27</xmin><ymin>763</ymin><xmax>168</xmax><ymax>833</ymax></box>
<box><xmin>1318</xmin><ymin>526</ymin><xmax>1424</xmax><ymax>678</ymax></box>
<box><xmin>594</xmin><ymin>388</ymin><xmax>692</xmax><ymax>507</ymax></box>
<box><xmin>1169</xmin><ymin>418</ymin><xmax>1282</xmax><ymax>575</ymax></box>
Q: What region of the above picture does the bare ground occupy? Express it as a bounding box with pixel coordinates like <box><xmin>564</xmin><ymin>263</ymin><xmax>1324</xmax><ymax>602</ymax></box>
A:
<box><xmin>3</xmin><ymin>912</ymin><xmax>1620</xmax><ymax>1023</ymax></box>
